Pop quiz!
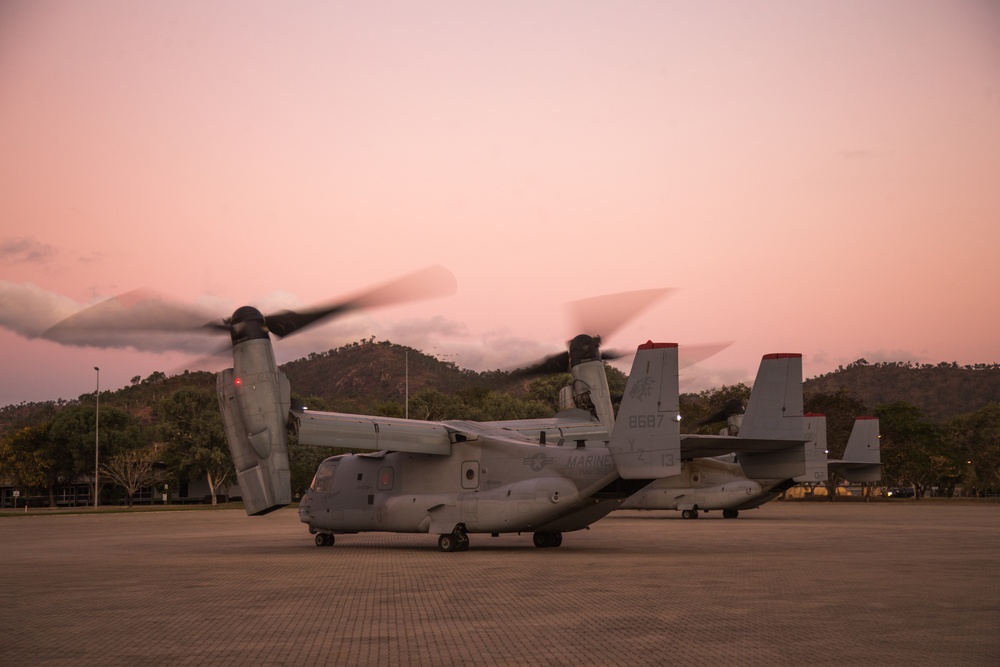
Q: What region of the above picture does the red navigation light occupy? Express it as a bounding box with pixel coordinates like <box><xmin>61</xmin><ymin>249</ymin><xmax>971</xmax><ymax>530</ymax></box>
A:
<box><xmin>234</xmin><ymin>377</ymin><xmax>242</xmax><ymax>386</ymax></box>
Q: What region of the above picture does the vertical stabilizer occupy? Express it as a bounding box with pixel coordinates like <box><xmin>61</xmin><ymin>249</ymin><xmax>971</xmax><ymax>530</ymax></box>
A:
<box><xmin>608</xmin><ymin>342</ymin><xmax>681</xmax><ymax>479</ymax></box>
<box><xmin>831</xmin><ymin>417</ymin><xmax>882</xmax><ymax>483</ymax></box>
<box><xmin>734</xmin><ymin>354</ymin><xmax>807</xmax><ymax>480</ymax></box>
<box><xmin>740</xmin><ymin>353</ymin><xmax>804</xmax><ymax>440</ymax></box>
<box><xmin>844</xmin><ymin>417</ymin><xmax>881</xmax><ymax>464</ymax></box>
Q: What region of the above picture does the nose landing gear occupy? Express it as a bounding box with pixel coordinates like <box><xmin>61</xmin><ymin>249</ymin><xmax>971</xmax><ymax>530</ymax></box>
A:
<box><xmin>438</xmin><ymin>526</ymin><xmax>470</xmax><ymax>552</ymax></box>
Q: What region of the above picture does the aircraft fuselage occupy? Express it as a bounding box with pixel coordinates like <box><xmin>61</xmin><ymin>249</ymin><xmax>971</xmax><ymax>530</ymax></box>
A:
<box><xmin>620</xmin><ymin>458</ymin><xmax>764</xmax><ymax>512</ymax></box>
<box><xmin>298</xmin><ymin>437</ymin><xmax>635</xmax><ymax>536</ymax></box>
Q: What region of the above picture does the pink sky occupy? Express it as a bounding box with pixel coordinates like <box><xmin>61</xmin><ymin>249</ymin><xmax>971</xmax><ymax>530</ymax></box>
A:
<box><xmin>2</xmin><ymin>1</ymin><xmax>999</xmax><ymax>407</ymax></box>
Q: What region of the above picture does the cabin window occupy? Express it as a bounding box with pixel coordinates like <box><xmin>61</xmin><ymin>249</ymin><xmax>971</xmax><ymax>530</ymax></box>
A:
<box><xmin>377</xmin><ymin>467</ymin><xmax>394</xmax><ymax>491</ymax></box>
<box><xmin>461</xmin><ymin>461</ymin><xmax>480</xmax><ymax>490</ymax></box>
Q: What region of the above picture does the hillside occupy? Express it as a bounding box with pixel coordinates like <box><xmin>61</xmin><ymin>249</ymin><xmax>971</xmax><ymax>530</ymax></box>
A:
<box><xmin>279</xmin><ymin>339</ymin><xmax>513</xmax><ymax>412</ymax></box>
<box><xmin>804</xmin><ymin>359</ymin><xmax>1000</xmax><ymax>422</ymax></box>
<box><xmin>4</xmin><ymin>344</ymin><xmax>998</xmax><ymax>436</ymax></box>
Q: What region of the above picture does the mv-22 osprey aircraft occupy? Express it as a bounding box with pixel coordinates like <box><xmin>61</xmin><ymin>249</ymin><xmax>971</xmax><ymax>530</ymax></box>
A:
<box><xmin>218</xmin><ymin>285</ymin><xmax>831</xmax><ymax>550</ymax></box>
<box><xmin>45</xmin><ymin>268</ymin><xmax>686</xmax><ymax>550</ymax></box>
<box><xmin>222</xmin><ymin>319</ymin><xmax>683</xmax><ymax>551</ymax></box>
<box><xmin>46</xmin><ymin>268</ymin><xmax>823</xmax><ymax>551</ymax></box>
<box><xmin>620</xmin><ymin>353</ymin><xmax>883</xmax><ymax>519</ymax></box>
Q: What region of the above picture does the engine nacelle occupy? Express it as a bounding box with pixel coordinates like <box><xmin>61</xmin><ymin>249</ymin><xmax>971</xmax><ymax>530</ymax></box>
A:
<box><xmin>217</xmin><ymin>337</ymin><xmax>291</xmax><ymax>515</ymax></box>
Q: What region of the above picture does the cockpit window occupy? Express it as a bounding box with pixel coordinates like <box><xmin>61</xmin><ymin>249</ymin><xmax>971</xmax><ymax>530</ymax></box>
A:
<box><xmin>311</xmin><ymin>460</ymin><xmax>339</xmax><ymax>493</ymax></box>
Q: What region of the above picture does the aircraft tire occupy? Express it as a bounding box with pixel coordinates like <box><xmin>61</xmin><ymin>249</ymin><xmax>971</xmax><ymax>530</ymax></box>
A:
<box><xmin>533</xmin><ymin>531</ymin><xmax>561</xmax><ymax>548</ymax></box>
<box><xmin>681</xmin><ymin>509</ymin><xmax>698</xmax><ymax>520</ymax></box>
<box><xmin>315</xmin><ymin>533</ymin><xmax>334</xmax><ymax>547</ymax></box>
<box><xmin>438</xmin><ymin>534</ymin><xmax>458</xmax><ymax>552</ymax></box>
<box><xmin>723</xmin><ymin>509</ymin><xmax>739</xmax><ymax>519</ymax></box>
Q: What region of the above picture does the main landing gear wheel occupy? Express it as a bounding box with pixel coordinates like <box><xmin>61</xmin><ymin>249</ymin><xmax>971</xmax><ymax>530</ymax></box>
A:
<box><xmin>723</xmin><ymin>509</ymin><xmax>739</xmax><ymax>519</ymax></box>
<box><xmin>532</xmin><ymin>531</ymin><xmax>563</xmax><ymax>548</ymax></box>
<box><xmin>315</xmin><ymin>533</ymin><xmax>334</xmax><ymax>547</ymax></box>
<box><xmin>438</xmin><ymin>529</ymin><xmax>469</xmax><ymax>553</ymax></box>
<box><xmin>681</xmin><ymin>509</ymin><xmax>699</xmax><ymax>520</ymax></box>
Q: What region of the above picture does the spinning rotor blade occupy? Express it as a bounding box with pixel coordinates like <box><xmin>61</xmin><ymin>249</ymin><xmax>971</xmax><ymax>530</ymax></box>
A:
<box><xmin>602</xmin><ymin>341</ymin><xmax>733</xmax><ymax>368</ymax></box>
<box><xmin>44</xmin><ymin>289</ymin><xmax>218</xmax><ymax>333</ymax></box>
<box><xmin>41</xmin><ymin>265</ymin><xmax>457</xmax><ymax>351</ymax></box>
<box><xmin>567</xmin><ymin>288</ymin><xmax>675</xmax><ymax>341</ymax></box>
<box><xmin>679</xmin><ymin>341</ymin><xmax>734</xmax><ymax>369</ymax></box>
<box><xmin>511</xmin><ymin>288</ymin><xmax>674</xmax><ymax>377</ymax></box>
<box><xmin>509</xmin><ymin>351</ymin><xmax>571</xmax><ymax>378</ymax></box>
<box><xmin>42</xmin><ymin>289</ymin><xmax>222</xmax><ymax>349</ymax></box>
<box><xmin>264</xmin><ymin>265</ymin><xmax>456</xmax><ymax>339</ymax></box>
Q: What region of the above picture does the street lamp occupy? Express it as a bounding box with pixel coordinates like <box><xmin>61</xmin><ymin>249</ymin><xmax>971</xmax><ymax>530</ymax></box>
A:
<box><xmin>94</xmin><ymin>366</ymin><xmax>100</xmax><ymax>509</ymax></box>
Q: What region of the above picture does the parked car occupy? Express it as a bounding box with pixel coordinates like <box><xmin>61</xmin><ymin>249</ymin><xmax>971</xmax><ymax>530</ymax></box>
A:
<box><xmin>886</xmin><ymin>486</ymin><xmax>915</xmax><ymax>498</ymax></box>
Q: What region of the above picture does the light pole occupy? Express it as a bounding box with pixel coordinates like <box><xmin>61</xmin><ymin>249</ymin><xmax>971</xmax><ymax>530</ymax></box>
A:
<box><xmin>94</xmin><ymin>366</ymin><xmax>100</xmax><ymax>509</ymax></box>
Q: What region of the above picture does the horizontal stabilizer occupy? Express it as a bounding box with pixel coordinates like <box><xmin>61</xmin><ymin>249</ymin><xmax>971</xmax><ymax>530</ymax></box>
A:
<box><xmin>681</xmin><ymin>434</ymin><xmax>808</xmax><ymax>460</ymax></box>
<box><xmin>739</xmin><ymin>447</ymin><xmax>807</xmax><ymax>481</ymax></box>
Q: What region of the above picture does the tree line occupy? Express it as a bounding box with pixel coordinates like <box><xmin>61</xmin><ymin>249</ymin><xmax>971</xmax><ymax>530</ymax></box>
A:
<box><xmin>683</xmin><ymin>384</ymin><xmax>1000</xmax><ymax>498</ymax></box>
<box><xmin>3</xmin><ymin>345</ymin><xmax>998</xmax><ymax>506</ymax></box>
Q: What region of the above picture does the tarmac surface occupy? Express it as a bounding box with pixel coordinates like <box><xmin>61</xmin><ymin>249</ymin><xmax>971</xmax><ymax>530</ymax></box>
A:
<box><xmin>2</xmin><ymin>501</ymin><xmax>998</xmax><ymax>666</ymax></box>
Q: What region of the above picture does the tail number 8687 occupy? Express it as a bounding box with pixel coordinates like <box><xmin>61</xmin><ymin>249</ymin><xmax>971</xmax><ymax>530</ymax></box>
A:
<box><xmin>628</xmin><ymin>414</ymin><xmax>663</xmax><ymax>428</ymax></box>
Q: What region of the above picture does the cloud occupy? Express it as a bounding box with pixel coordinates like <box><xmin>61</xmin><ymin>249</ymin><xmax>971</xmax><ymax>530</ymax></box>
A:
<box><xmin>0</xmin><ymin>237</ymin><xmax>56</xmax><ymax>263</ymax></box>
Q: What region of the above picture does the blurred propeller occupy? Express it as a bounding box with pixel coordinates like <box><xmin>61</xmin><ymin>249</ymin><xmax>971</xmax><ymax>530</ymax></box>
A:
<box><xmin>677</xmin><ymin>341</ymin><xmax>735</xmax><ymax>370</ymax></box>
<box><xmin>510</xmin><ymin>289</ymin><xmax>735</xmax><ymax>379</ymax></box>
<box><xmin>261</xmin><ymin>265</ymin><xmax>456</xmax><ymax>339</ymax></box>
<box><xmin>41</xmin><ymin>265</ymin><xmax>457</xmax><ymax>351</ymax></box>
<box><xmin>566</xmin><ymin>288</ymin><xmax>675</xmax><ymax>341</ymax></box>
<box><xmin>510</xmin><ymin>288</ymin><xmax>673</xmax><ymax>378</ymax></box>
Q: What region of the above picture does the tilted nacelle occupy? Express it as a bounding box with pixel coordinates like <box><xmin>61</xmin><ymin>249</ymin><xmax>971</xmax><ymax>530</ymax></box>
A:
<box><xmin>217</xmin><ymin>337</ymin><xmax>292</xmax><ymax>515</ymax></box>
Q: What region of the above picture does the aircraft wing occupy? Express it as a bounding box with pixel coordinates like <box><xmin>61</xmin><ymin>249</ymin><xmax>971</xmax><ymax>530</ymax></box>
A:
<box><xmin>474</xmin><ymin>409</ymin><xmax>609</xmax><ymax>445</ymax></box>
<box><xmin>291</xmin><ymin>409</ymin><xmax>452</xmax><ymax>455</ymax></box>
<box><xmin>680</xmin><ymin>434</ymin><xmax>808</xmax><ymax>460</ymax></box>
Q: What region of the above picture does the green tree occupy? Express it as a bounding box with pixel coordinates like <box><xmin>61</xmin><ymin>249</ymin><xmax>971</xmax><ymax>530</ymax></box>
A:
<box><xmin>526</xmin><ymin>373</ymin><xmax>573</xmax><ymax>412</ymax></box>
<box><xmin>49</xmin><ymin>405</ymin><xmax>145</xmax><ymax>503</ymax></box>
<box><xmin>407</xmin><ymin>389</ymin><xmax>467</xmax><ymax>421</ymax></box>
<box><xmin>0</xmin><ymin>426</ymin><xmax>54</xmax><ymax>505</ymax></box>
<box><xmin>945</xmin><ymin>403</ymin><xmax>1000</xmax><ymax>495</ymax></box>
<box><xmin>875</xmin><ymin>402</ymin><xmax>946</xmax><ymax>497</ymax></box>
<box><xmin>157</xmin><ymin>387</ymin><xmax>232</xmax><ymax>504</ymax></box>
<box><xmin>476</xmin><ymin>391</ymin><xmax>552</xmax><ymax>421</ymax></box>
